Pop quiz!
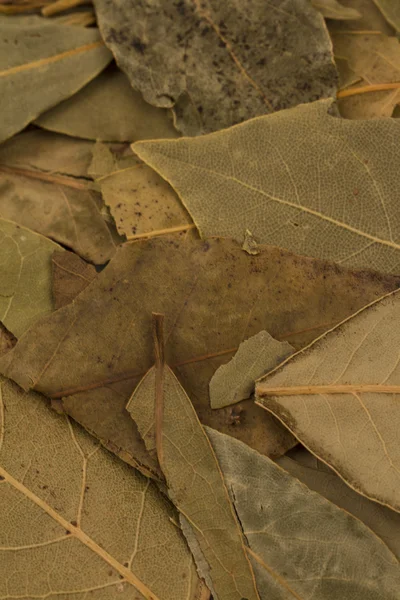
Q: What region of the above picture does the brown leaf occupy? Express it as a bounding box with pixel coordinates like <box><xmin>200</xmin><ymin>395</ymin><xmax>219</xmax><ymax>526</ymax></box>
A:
<box><xmin>93</xmin><ymin>0</ymin><xmax>337</xmax><ymax>135</ymax></box>
<box><xmin>52</xmin><ymin>250</ymin><xmax>97</xmax><ymax>309</ymax></box>
<box><xmin>0</xmin><ymin>131</ymin><xmax>120</xmax><ymax>264</ymax></box>
<box><xmin>0</xmin><ymin>234</ymin><xmax>399</xmax><ymax>474</ymax></box>
<box><xmin>373</xmin><ymin>0</ymin><xmax>400</xmax><ymax>31</ymax></box>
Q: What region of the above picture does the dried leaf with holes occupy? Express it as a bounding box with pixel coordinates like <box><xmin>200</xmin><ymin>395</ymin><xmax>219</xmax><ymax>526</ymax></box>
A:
<box><xmin>93</xmin><ymin>0</ymin><xmax>337</xmax><ymax>135</ymax></box>
<box><xmin>0</xmin><ymin>130</ymin><xmax>120</xmax><ymax>264</ymax></box>
<box><xmin>0</xmin><ymin>15</ymin><xmax>112</xmax><ymax>143</ymax></box>
<box><xmin>133</xmin><ymin>99</ymin><xmax>400</xmax><ymax>275</ymax></box>
<box><xmin>36</xmin><ymin>65</ymin><xmax>179</xmax><ymax>142</ymax></box>
<box><xmin>206</xmin><ymin>427</ymin><xmax>400</xmax><ymax>599</ymax></box>
<box><xmin>256</xmin><ymin>288</ymin><xmax>400</xmax><ymax>512</ymax></box>
<box><xmin>126</xmin><ymin>314</ymin><xmax>260</xmax><ymax>600</ymax></box>
<box><xmin>1</xmin><ymin>235</ymin><xmax>400</xmax><ymax>474</ymax></box>
<box><xmin>0</xmin><ymin>219</ymin><xmax>63</xmax><ymax>338</ymax></box>
<box><xmin>0</xmin><ymin>376</ymin><xmax>206</xmax><ymax>600</ymax></box>
<box><xmin>277</xmin><ymin>447</ymin><xmax>400</xmax><ymax>558</ymax></box>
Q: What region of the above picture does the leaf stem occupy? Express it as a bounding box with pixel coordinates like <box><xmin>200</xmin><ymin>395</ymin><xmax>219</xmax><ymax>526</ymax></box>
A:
<box><xmin>153</xmin><ymin>313</ymin><xmax>165</xmax><ymax>469</ymax></box>
<box><xmin>337</xmin><ymin>82</ymin><xmax>400</xmax><ymax>98</ymax></box>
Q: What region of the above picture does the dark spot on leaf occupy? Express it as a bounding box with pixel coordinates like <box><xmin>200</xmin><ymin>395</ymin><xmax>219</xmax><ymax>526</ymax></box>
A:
<box><xmin>131</xmin><ymin>37</ymin><xmax>146</xmax><ymax>53</ymax></box>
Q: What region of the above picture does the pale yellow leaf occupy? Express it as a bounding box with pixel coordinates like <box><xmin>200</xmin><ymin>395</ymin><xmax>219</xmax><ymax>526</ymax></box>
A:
<box><xmin>133</xmin><ymin>99</ymin><xmax>400</xmax><ymax>275</ymax></box>
<box><xmin>206</xmin><ymin>427</ymin><xmax>400</xmax><ymax>599</ymax></box>
<box><xmin>256</xmin><ymin>288</ymin><xmax>400</xmax><ymax>511</ymax></box>
<box><xmin>0</xmin><ymin>15</ymin><xmax>112</xmax><ymax>143</ymax></box>
<box><xmin>0</xmin><ymin>376</ymin><xmax>206</xmax><ymax>600</ymax></box>
<box><xmin>0</xmin><ymin>219</ymin><xmax>63</xmax><ymax>338</ymax></box>
<box><xmin>373</xmin><ymin>0</ymin><xmax>400</xmax><ymax>31</ymax></box>
<box><xmin>312</xmin><ymin>0</ymin><xmax>361</xmax><ymax>20</ymax></box>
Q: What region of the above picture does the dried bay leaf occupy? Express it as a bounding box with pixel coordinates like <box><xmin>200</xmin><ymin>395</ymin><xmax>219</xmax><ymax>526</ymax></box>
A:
<box><xmin>0</xmin><ymin>132</ymin><xmax>120</xmax><ymax>264</ymax></box>
<box><xmin>0</xmin><ymin>15</ymin><xmax>112</xmax><ymax>143</ymax></box>
<box><xmin>210</xmin><ymin>331</ymin><xmax>294</xmax><ymax>409</ymax></box>
<box><xmin>328</xmin><ymin>0</ymin><xmax>394</xmax><ymax>33</ymax></box>
<box><xmin>133</xmin><ymin>99</ymin><xmax>400</xmax><ymax>275</ymax></box>
<box><xmin>373</xmin><ymin>0</ymin><xmax>400</xmax><ymax>31</ymax></box>
<box><xmin>36</xmin><ymin>64</ymin><xmax>179</xmax><ymax>142</ymax></box>
<box><xmin>256</xmin><ymin>288</ymin><xmax>400</xmax><ymax>512</ymax></box>
<box><xmin>0</xmin><ymin>219</ymin><xmax>63</xmax><ymax>338</ymax></box>
<box><xmin>311</xmin><ymin>0</ymin><xmax>361</xmax><ymax>19</ymax></box>
<box><xmin>52</xmin><ymin>250</ymin><xmax>97</xmax><ymax>309</ymax></box>
<box><xmin>0</xmin><ymin>129</ymin><xmax>94</xmax><ymax>178</ymax></box>
<box><xmin>206</xmin><ymin>427</ymin><xmax>400</xmax><ymax>599</ymax></box>
<box><xmin>277</xmin><ymin>447</ymin><xmax>400</xmax><ymax>558</ymax></box>
<box><xmin>95</xmin><ymin>149</ymin><xmax>193</xmax><ymax>239</ymax></box>
<box><xmin>0</xmin><ymin>376</ymin><xmax>206</xmax><ymax>600</ymax></box>
<box><xmin>1</xmin><ymin>235</ymin><xmax>400</xmax><ymax>471</ymax></box>
<box><xmin>93</xmin><ymin>0</ymin><xmax>337</xmax><ymax>135</ymax></box>
<box><xmin>332</xmin><ymin>32</ymin><xmax>400</xmax><ymax>119</ymax></box>
<box><xmin>126</xmin><ymin>316</ymin><xmax>260</xmax><ymax>600</ymax></box>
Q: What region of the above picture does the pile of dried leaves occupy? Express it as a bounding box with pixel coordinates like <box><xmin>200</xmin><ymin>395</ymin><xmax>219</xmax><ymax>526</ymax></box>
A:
<box><xmin>0</xmin><ymin>0</ymin><xmax>399</xmax><ymax>598</ymax></box>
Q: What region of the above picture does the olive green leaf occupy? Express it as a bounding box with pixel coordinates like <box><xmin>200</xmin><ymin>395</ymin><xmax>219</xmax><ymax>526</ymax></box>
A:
<box><xmin>93</xmin><ymin>0</ymin><xmax>336</xmax><ymax>135</ymax></box>
<box><xmin>210</xmin><ymin>331</ymin><xmax>294</xmax><ymax>409</ymax></box>
<box><xmin>256</xmin><ymin>288</ymin><xmax>400</xmax><ymax>512</ymax></box>
<box><xmin>36</xmin><ymin>65</ymin><xmax>179</xmax><ymax>142</ymax></box>
<box><xmin>126</xmin><ymin>315</ymin><xmax>260</xmax><ymax>600</ymax></box>
<box><xmin>373</xmin><ymin>0</ymin><xmax>400</xmax><ymax>31</ymax></box>
<box><xmin>0</xmin><ymin>130</ymin><xmax>119</xmax><ymax>264</ymax></box>
<box><xmin>206</xmin><ymin>427</ymin><xmax>400</xmax><ymax>599</ymax></box>
<box><xmin>0</xmin><ymin>376</ymin><xmax>206</xmax><ymax>600</ymax></box>
<box><xmin>312</xmin><ymin>0</ymin><xmax>361</xmax><ymax>19</ymax></box>
<box><xmin>0</xmin><ymin>15</ymin><xmax>112</xmax><ymax>143</ymax></box>
<box><xmin>133</xmin><ymin>99</ymin><xmax>400</xmax><ymax>275</ymax></box>
<box><xmin>1</xmin><ymin>235</ymin><xmax>399</xmax><ymax>473</ymax></box>
<box><xmin>0</xmin><ymin>219</ymin><xmax>63</xmax><ymax>338</ymax></box>
<box><xmin>277</xmin><ymin>447</ymin><xmax>400</xmax><ymax>558</ymax></box>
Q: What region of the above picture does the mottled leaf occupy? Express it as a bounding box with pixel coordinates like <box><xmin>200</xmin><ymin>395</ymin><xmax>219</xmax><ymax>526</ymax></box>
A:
<box><xmin>52</xmin><ymin>250</ymin><xmax>97</xmax><ymax>309</ymax></box>
<box><xmin>0</xmin><ymin>15</ymin><xmax>112</xmax><ymax>143</ymax></box>
<box><xmin>0</xmin><ymin>376</ymin><xmax>206</xmax><ymax>600</ymax></box>
<box><xmin>0</xmin><ymin>131</ymin><xmax>119</xmax><ymax>264</ymax></box>
<box><xmin>126</xmin><ymin>317</ymin><xmax>260</xmax><ymax>600</ymax></box>
<box><xmin>93</xmin><ymin>0</ymin><xmax>337</xmax><ymax>135</ymax></box>
<box><xmin>206</xmin><ymin>427</ymin><xmax>400</xmax><ymax>599</ymax></box>
<box><xmin>0</xmin><ymin>235</ymin><xmax>399</xmax><ymax>473</ymax></box>
<box><xmin>134</xmin><ymin>99</ymin><xmax>400</xmax><ymax>275</ymax></box>
<box><xmin>257</xmin><ymin>288</ymin><xmax>400</xmax><ymax>511</ymax></box>
<box><xmin>210</xmin><ymin>331</ymin><xmax>294</xmax><ymax>409</ymax></box>
<box><xmin>0</xmin><ymin>219</ymin><xmax>63</xmax><ymax>338</ymax></box>
<box><xmin>95</xmin><ymin>146</ymin><xmax>193</xmax><ymax>239</ymax></box>
<box><xmin>36</xmin><ymin>64</ymin><xmax>179</xmax><ymax>142</ymax></box>
<box><xmin>278</xmin><ymin>447</ymin><xmax>400</xmax><ymax>558</ymax></box>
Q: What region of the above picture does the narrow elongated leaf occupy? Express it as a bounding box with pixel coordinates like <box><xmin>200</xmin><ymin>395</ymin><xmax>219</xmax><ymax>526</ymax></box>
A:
<box><xmin>0</xmin><ymin>376</ymin><xmax>206</xmax><ymax>600</ymax></box>
<box><xmin>126</xmin><ymin>316</ymin><xmax>260</xmax><ymax>600</ymax></box>
<box><xmin>0</xmin><ymin>219</ymin><xmax>63</xmax><ymax>338</ymax></box>
<box><xmin>36</xmin><ymin>65</ymin><xmax>179</xmax><ymax>142</ymax></box>
<box><xmin>0</xmin><ymin>131</ymin><xmax>119</xmax><ymax>264</ymax></box>
<box><xmin>1</xmin><ymin>236</ymin><xmax>399</xmax><ymax>472</ymax></box>
<box><xmin>133</xmin><ymin>99</ymin><xmax>400</xmax><ymax>274</ymax></box>
<box><xmin>210</xmin><ymin>331</ymin><xmax>294</xmax><ymax>409</ymax></box>
<box><xmin>0</xmin><ymin>15</ymin><xmax>112</xmax><ymax>143</ymax></box>
<box><xmin>206</xmin><ymin>427</ymin><xmax>400</xmax><ymax>599</ymax></box>
<box><xmin>256</xmin><ymin>288</ymin><xmax>400</xmax><ymax>511</ymax></box>
<box><xmin>277</xmin><ymin>448</ymin><xmax>400</xmax><ymax>558</ymax></box>
<box><xmin>93</xmin><ymin>0</ymin><xmax>336</xmax><ymax>135</ymax></box>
